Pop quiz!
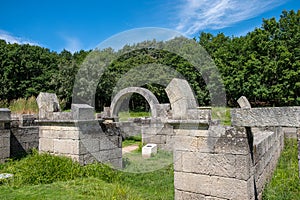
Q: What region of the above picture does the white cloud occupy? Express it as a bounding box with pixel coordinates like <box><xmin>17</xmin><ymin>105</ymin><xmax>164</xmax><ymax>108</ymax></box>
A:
<box><xmin>0</xmin><ymin>30</ymin><xmax>39</xmax><ymax>46</ymax></box>
<box><xmin>176</xmin><ymin>0</ymin><xmax>285</xmax><ymax>35</ymax></box>
<box><xmin>61</xmin><ymin>35</ymin><xmax>81</xmax><ymax>53</ymax></box>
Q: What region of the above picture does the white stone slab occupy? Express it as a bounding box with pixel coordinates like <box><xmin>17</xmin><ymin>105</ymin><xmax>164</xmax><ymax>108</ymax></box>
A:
<box><xmin>142</xmin><ymin>143</ymin><xmax>157</xmax><ymax>158</ymax></box>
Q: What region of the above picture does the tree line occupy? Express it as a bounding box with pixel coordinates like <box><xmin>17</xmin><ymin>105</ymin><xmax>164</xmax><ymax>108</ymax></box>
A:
<box><xmin>0</xmin><ymin>10</ymin><xmax>299</xmax><ymax>111</ymax></box>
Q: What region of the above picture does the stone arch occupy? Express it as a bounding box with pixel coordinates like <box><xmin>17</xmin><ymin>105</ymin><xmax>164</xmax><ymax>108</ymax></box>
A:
<box><xmin>165</xmin><ymin>78</ymin><xmax>198</xmax><ymax>119</ymax></box>
<box><xmin>110</xmin><ymin>87</ymin><xmax>159</xmax><ymax>120</ymax></box>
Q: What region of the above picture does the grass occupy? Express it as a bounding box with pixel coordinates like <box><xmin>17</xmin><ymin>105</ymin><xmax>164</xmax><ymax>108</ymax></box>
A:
<box><xmin>0</xmin><ymin>149</ymin><xmax>174</xmax><ymax>200</ymax></box>
<box><xmin>122</xmin><ymin>149</ymin><xmax>173</xmax><ymax>174</ymax></box>
<box><xmin>9</xmin><ymin>96</ymin><xmax>38</xmax><ymax>114</ymax></box>
<box><xmin>262</xmin><ymin>138</ymin><xmax>300</xmax><ymax>200</ymax></box>
<box><xmin>211</xmin><ymin>107</ymin><xmax>231</xmax><ymax>125</ymax></box>
<box><xmin>118</xmin><ymin>111</ymin><xmax>150</xmax><ymax>121</ymax></box>
<box><xmin>0</xmin><ymin>178</ymin><xmax>143</xmax><ymax>200</ymax></box>
<box><xmin>122</xmin><ymin>135</ymin><xmax>142</xmax><ymax>147</ymax></box>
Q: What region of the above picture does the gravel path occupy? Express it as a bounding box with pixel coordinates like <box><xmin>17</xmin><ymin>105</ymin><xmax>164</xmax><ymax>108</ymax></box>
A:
<box><xmin>122</xmin><ymin>144</ymin><xmax>139</xmax><ymax>154</ymax></box>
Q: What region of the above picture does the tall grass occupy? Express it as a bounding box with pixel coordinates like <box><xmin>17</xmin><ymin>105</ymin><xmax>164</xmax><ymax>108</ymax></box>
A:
<box><xmin>262</xmin><ymin>138</ymin><xmax>300</xmax><ymax>200</ymax></box>
<box><xmin>0</xmin><ymin>149</ymin><xmax>119</xmax><ymax>186</ymax></box>
<box><xmin>9</xmin><ymin>96</ymin><xmax>38</xmax><ymax>114</ymax></box>
<box><xmin>0</xmin><ymin>149</ymin><xmax>174</xmax><ymax>199</ymax></box>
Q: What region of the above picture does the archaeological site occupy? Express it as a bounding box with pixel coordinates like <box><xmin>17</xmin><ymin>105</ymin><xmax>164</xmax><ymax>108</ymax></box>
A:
<box><xmin>0</xmin><ymin>78</ymin><xmax>299</xmax><ymax>200</ymax></box>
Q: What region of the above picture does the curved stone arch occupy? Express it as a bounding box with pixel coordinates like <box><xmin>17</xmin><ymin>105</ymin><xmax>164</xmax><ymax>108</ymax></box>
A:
<box><xmin>110</xmin><ymin>87</ymin><xmax>159</xmax><ymax>120</ymax></box>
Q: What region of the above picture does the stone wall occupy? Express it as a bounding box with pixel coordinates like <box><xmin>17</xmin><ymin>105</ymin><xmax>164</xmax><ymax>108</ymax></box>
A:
<box><xmin>116</xmin><ymin>118</ymin><xmax>174</xmax><ymax>151</ymax></box>
<box><xmin>10</xmin><ymin>114</ymin><xmax>39</xmax><ymax>158</ymax></box>
<box><xmin>37</xmin><ymin>101</ymin><xmax>122</xmax><ymax>168</ymax></box>
<box><xmin>0</xmin><ymin>108</ymin><xmax>10</xmax><ymax>163</ymax></box>
<box><xmin>231</xmin><ymin>107</ymin><xmax>300</xmax><ymax>127</ymax></box>
<box><xmin>38</xmin><ymin>120</ymin><xmax>122</xmax><ymax>168</ymax></box>
<box><xmin>173</xmin><ymin>125</ymin><xmax>284</xmax><ymax>200</ymax></box>
<box><xmin>251</xmin><ymin>127</ymin><xmax>284</xmax><ymax>199</ymax></box>
<box><xmin>174</xmin><ymin>125</ymin><xmax>255</xmax><ymax>200</ymax></box>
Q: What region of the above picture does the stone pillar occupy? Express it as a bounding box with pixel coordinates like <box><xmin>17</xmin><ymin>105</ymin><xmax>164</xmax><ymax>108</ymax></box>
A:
<box><xmin>38</xmin><ymin>104</ymin><xmax>122</xmax><ymax>168</ymax></box>
<box><xmin>173</xmin><ymin>125</ymin><xmax>255</xmax><ymax>200</ymax></box>
<box><xmin>0</xmin><ymin>108</ymin><xmax>11</xmax><ymax>163</ymax></box>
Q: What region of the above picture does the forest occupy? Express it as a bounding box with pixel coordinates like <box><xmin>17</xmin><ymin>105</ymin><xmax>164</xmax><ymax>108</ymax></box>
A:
<box><xmin>0</xmin><ymin>10</ymin><xmax>299</xmax><ymax>111</ymax></box>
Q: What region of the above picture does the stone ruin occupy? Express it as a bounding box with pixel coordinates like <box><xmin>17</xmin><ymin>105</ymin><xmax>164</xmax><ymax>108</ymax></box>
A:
<box><xmin>0</xmin><ymin>78</ymin><xmax>300</xmax><ymax>200</ymax></box>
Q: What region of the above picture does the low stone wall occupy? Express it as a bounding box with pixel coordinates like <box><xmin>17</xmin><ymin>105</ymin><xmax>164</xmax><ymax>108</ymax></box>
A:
<box><xmin>10</xmin><ymin>114</ymin><xmax>39</xmax><ymax>158</ymax></box>
<box><xmin>0</xmin><ymin>109</ymin><xmax>10</xmax><ymax>163</ymax></box>
<box><xmin>251</xmin><ymin>127</ymin><xmax>284</xmax><ymax>199</ymax></box>
<box><xmin>38</xmin><ymin>120</ymin><xmax>122</xmax><ymax>168</ymax></box>
<box><xmin>231</xmin><ymin>107</ymin><xmax>300</xmax><ymax>127</ymax></box>
<box><xmin>174</xmin><ymin>126</ymin><xmax>255</xmax><ymax>200</ymax></box>
<box><xmin>173</xmin><ymin>125</ymin><xmax>284</xmax><ymax>200</ymax></box>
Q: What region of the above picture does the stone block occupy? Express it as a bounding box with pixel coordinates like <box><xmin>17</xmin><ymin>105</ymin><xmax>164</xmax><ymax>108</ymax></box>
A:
<box><xmin>36</xmin><ymin>92</ymin><xmax>61</xmax><ymax>119</ymax></box>
<box><xmin>174</xmin><ymin>151</ymin><xmax>183</xmax><ymax>171</ymax></box>
<box><xmin>231</xmin><ymin>107</ymin><xmax>300</xmax><ymax>127</ymax></box>
<box><xmin>142</xmin><ymin>143</ymin><xmax>157</xmax><ymax>158</ymax></box>
<box><xmin>0</xmin><ymin>108</ymin><xmax>11</xmax><ymax>121</ymax></box>
<box><xmin>53</xmin><ymin>139</ymin><xmax>79</xmax><ymax>155</ymax></box>
<box><xmin>175</xmin><ymin>190</ymin><xmax>206</xmax><ymax>200</ymax></box>
<box><xmin>187</xmin><ymin>108</ymin><xmax>211</xmax><ymax>122</ymax></box>
<box><xmin>237</xmin><ymin>96</ymin><xmax>251</xmax><ymax>109</ymax></box>
<box><xmin>165</xmin><ymin>78</ymin><xmax>198</xmax><ymax>119</ymax></box>
<box><xmin>39</xmin><ymin>138</ymin><xmax>54</xmax><ymax>152</ymax></box>
<box><xmin>72</xmin><ymin>104</ymin><xmax>95</xmax><ymax>120</ymax></box>
<box><xmin>174</xmin><ymin>172</ymin><xmax>252</xmax><ymax>199</ymax></box>
<box><xmin>80</xmin><ymin>138</ymin><xmax>100</xmax><ymax>153</ymax></box>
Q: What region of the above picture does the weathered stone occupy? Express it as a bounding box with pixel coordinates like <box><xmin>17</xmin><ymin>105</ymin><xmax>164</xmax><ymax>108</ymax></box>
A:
<box><xmin>36</xmin><ymin>92</ymin><xmax>61</xmax><ymax>119</ymax></box>
<box><xmin>0</xmin><ymin>108</ymin><xmax>11</xmax><ymax>121</ymax></box>
<box><xmin>174</xmin><ymin>172</ymin><xmax>253</xmax><ymax>199</ymax></box>
<box><xmin>237</xmin><ymin>96</ymin><xmax>251</xmax><ymax>109</ymax></box>
<box><xmin>39</xmin><ymin>138</ymin><xmax>54</xmax><ymax>152</ymax></box>
<box><xmin>72</xmin><ymin>104</ymin><xmax>95</xmax><ymax>120</ymax></box>
<box><xmin>175</xmin><ymin>190</ymin><xmax>206</xmax><ymax>200</ymax></box>
<box><xmin>110</xmin><ymin>87</ymin><xmax>159</xmax><ymax>120</ymax></box>
<box><xmin>165</xmin><ymin>78</ymin><xmax>198</xmax><ymax>119</ymax></box>
<box><xmin>231</xmin><ymin>107</ymin><xmax>300</xmax><ymax>127</ymax></box>
<box><xmin>53</xmin><ymin>139</ymin><xmax>79</xmax><ymax>155</ymax></box>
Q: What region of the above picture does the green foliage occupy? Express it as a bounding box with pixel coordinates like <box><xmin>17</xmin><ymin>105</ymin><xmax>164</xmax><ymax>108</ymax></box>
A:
<box><xmin>199</xmin><ymin>10</ymin><xmax>300</xmax><ymax>106</ymax></box>
<box><xmin>0</xmin><ymin>10</ymin><xmax>299</xmax><ymax>109</ymax></box>
<box><xmin>262</xmin><ymin>138</ymin><xmax>300</xmax><ymax>200</ymax></box>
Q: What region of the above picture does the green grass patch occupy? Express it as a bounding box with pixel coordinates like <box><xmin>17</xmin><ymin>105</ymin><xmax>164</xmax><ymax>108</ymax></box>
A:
<box><xmin>211</xmin><ymin>107</ymin><xmax>231</xmax><ymax>125</ymax></box>
<box><xmin>0</xmin><ymin>149</ymin><xmax>174</xmax><ymax>200</ymax></box>
<box><xmin>122</xmin><ymin>149</ymin><xmax>173</xmax><ymax>173</ymax></box>
<box><xmin>122</xmin><ymin>135</ymin><xmax>142</xmax><ymax>147</ymax></box>
<box><xmin>262</xmin><ymin>138</ymin><xmax>300</xmax><ymax>200</ymax></box>
<box><xmin>0</xmin><ymin>177</ymin><xmax>143</xmax><ymax>200</ymax></box>
<box><xmin>118</xmin><ymin>111</ymin><xmax>150</xmax><ymax>121</ymax></box>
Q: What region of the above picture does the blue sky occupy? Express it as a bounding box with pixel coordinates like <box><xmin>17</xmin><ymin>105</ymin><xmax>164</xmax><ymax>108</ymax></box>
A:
<box><xmin>0</xmin><ymin>0</ymin><xmax>298</xmax><ymax>53</ymax></box>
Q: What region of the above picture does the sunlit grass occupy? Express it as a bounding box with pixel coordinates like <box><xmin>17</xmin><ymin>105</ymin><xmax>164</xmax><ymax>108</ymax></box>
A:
<box><xmin>262</xmin><ymin>138</ymin><xmax>300</xmax><ymax>200</ymax></box>
<box><xmin>9</xmin><ymin>96</ymin><xmax>38</xmax><ymax>114</ymax></box>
